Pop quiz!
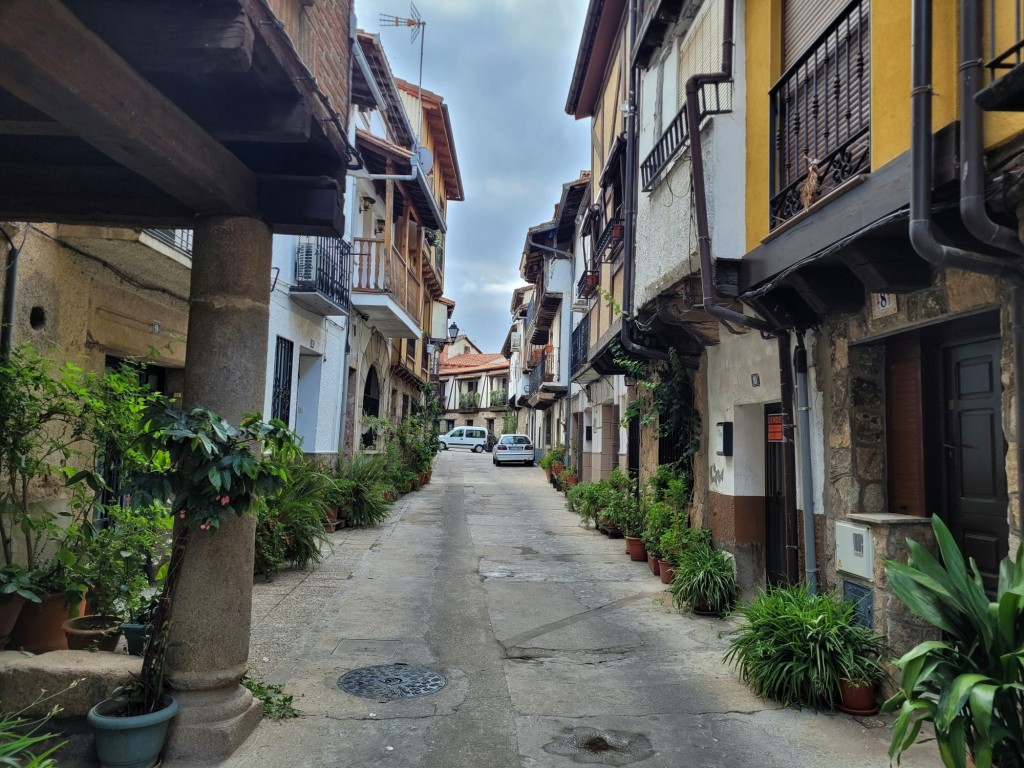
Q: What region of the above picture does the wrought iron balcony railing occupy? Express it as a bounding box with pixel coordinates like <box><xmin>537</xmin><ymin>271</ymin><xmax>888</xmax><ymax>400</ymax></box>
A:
<box><xmin>640</xmin><ymin>84</ymin><xmax>732</xmax><ymax>192</ymax></box>
<box><xmin>528</xmin><ymin>350</ymin><xmax>557</xmax><ymax>394</ymax></box>
<box><xmin>576</xmin><ymin>269</ymin><xmax>600</xmax><ymax>300</ymax></box>
<box><xmin>769</xmin><ymin>0</ymin><xmax>870</xmax><ymax>229</ymax></box>
<box><xmin>292</xmin><ymin>236</ymin><xmax>351</xmax><ymax>312</ymax></box>
<box><xmin>524</xmin><ymin>297</ymin><xmax>539</xmax><ymax>331</ymax></box>
<box><xmin>571</xmin><ymin>313</ymin><xmax>590</xmax><ymax>376</ymax></box>
<box><xmin>986</xmin><ymin>0</ymin><xmax>1024</xmax><ymax>77</ymax></box>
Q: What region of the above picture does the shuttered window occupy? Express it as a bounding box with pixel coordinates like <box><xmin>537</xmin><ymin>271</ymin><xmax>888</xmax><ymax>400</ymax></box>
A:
<box><xmin>676</xmin><ymin>0</ymin><xmax>733</xmax><ymax>112</ymax></box>
<box><xmin>782</xmin><ymin>0</ymin><xmax>849</xmax><ymax>72</ymax></box>
<box><xmin>886</xmin><ymin>335</ymin><xmax>926</xmax><ymax>517</ymax></box>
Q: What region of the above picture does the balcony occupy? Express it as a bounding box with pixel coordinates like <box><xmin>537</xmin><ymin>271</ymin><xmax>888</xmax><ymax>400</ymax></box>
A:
<box><xmin>527</xmin><ymin>349</ymin><xmax>562</xmax><ymax>409</ymax></box>
<box><xmin>351</xmin><ymin>237</ymin><xmax>421</xmax><ymax>339</ymax></box>
<box><xmin>571</xmin><ymin>313</ymin><xmax>590</xmax><ymax>376</ymax></box>
<box><xmin>769</xmin><ymin>0</ymin><xmax>870</xmax><ymax>229</ymax></box>
<box><xmin>52</xmin><ymin>225</ymin><xmax>192</xmax><ymax>299</ymax></box>
<box><xmin>289</xmin><ymin>236</ymin><xmax>351</xmax><ymax>316</ymax></box>
<box><xmin>640</xmin><ymin>82</ymin><xmax>731</xmax><ymax>191</ymax></box>
<box><xmin>525</xmin><ymin>290</ymin><xmax>562</xmax><ymax>345</ymax></box>
<box><xmin>977</xmin><ymin>0</ymin><xmax>1024</xmax><ymax>110</ymax></box>
<box><xmin>576</xmin><ymin>269</ymin><xmax>600</xmax><ymax>300</ymax></box>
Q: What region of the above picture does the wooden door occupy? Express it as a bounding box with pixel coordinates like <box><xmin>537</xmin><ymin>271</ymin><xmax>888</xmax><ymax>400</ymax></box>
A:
<box><xmin>765</xmin><ymin>403</ymin><xmax>787</xmax><ymax>587</ymax></box>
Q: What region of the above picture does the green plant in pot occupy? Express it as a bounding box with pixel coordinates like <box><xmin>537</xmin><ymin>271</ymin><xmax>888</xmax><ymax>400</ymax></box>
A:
<box><xmin>883</xmin><ymin>515</ymin><xmax>1023</xmax><ymax>768</ymax></box>
<box><xmin>87</xmin><ymin>405</ymin><xmax>299</xmax><ymax>768</ymax></box>
<box><xmin>672</xmin><ymin>543</ymin><xmax>738</xmax><ymax>617</ymax></box>
<box><xmin>724</xmin><ymin>584</ymin><xmax>887</xmax><ymax>710</ymax></box>
<box><xmin>539</xmin><ymin>444</ymin><xmax>565</xmax><ymax>481</ymax></box>
<box><xmin>641</xmin><ymin>500</ymin><xmax>673</xmax><ymax>561</ymax></box>
<box><xmin>0</xmin><ymin>564</ymin><xmax>41</xmax><ymax>650</ymax></box>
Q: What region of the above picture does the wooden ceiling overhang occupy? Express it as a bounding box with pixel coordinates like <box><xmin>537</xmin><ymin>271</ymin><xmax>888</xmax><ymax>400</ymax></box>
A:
<box><xmin>354</xmin><ymin>129</ymin><xmax>444</xmax><ymax>232</ymax></box>
<box><xmin>0</xmin><ymin>0</ymin><xmax>352</xmax><ymax>234</ymax></box>
<box><xmin>394</xmin><ymin>80</ymin><xmax>463</xmax><ymax>204</ymax></box>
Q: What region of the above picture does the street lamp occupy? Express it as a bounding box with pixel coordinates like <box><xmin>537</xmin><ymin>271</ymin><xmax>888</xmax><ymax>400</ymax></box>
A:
<box><xmin>447</xmin><ymin>321</ymin><xmax>459</xmax><ymax>342</ymax></box>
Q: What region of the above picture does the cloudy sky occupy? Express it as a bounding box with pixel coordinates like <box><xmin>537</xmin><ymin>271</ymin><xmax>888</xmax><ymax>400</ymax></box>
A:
<box><xmin>354</xmin><ymin>0</ymin><xmax>591</xmax><ymax>353</ymax></box>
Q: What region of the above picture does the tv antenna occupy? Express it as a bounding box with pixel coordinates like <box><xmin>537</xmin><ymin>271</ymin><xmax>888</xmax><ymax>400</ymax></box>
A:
<box><xmin>381</xmin><ymin>3</ymin><xmax>427</xmax><ymax>152</ymax></box>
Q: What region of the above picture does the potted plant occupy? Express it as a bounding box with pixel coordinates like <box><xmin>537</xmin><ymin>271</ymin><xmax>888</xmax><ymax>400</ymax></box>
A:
<box><xmin>0</xmin><ymin>565</ymin><xmax>40</xmax><ymax>650</ymax></box>
<box><xmin>672</xmin><ymin>543</ymin><xmax>738</xmax><ymax>616</ymax></box>
<box><xmin>641</xmin><ymin>499</ymin><xmax>673</xmax><ymax>576</ymax></box>
<box><xmin>557</xmin><ymin>467</ymin><xmax>578</xmax><ymax>491</ymax></box>
<box><xmin>86</xmin><ymin>404</ymin><xmax>299</xmax><ymax>768</ymax></box>
<box><xmin>607</xmin><ymin>476</ymin><xmax>645</xmax><ymax>560</ymax></box>
<box><xmin>883</xmin><ymin>515</ymin><xmax>1023</xmax><ymax>768</ymax></box>
<box><xmin>539</xmin><ymin>444</ymin><xmax>565</xmax><ymax>483</ymax></box>
<box><xmin>724</xmin><ymin>584</ymin><xmax>887</xmax><ymax>710</ymax></box>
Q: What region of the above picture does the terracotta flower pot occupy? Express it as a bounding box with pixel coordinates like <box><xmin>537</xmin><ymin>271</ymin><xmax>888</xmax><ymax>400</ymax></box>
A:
<box><xmin>838</xmin><ymin>679</ymin><xmax>879</xmax><ymax>715</ymax></box>
<box><xmin>624</xmin><ymin>536</ymin><xmax>647</xmax><ymax>562</ymax></box>
<box><xmin>63</xmin><ymin>615</ymin><xmax>122</xmax><ymax>652</ymax></box>
<box><xmin>658</xmin><ymin>560</ymin><xmax>675</xmax><ymax>584</ymax></box>
<box><xmin>0</xmin><ymin>594</ymin><xmax>26</xmax><ymax>651</ymax></box>
<box><xmin>9</xmin><ymin>592</ymin><xmax>85</xmax><ymax>654</ymax></box>
<box><xmin>647</xmin><ymin>552</ymin><xmax>660</xmax><ymax>576</ymax></box>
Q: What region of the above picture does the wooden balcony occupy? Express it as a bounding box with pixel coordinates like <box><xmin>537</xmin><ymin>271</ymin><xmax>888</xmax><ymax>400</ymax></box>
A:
<box><xmin>351</xmin><ymin>237</ymin><xmax>421</xmax><ymax>339</ymax></box>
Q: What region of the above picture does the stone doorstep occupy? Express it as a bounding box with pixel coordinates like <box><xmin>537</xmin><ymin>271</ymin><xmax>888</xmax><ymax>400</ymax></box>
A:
<box><xmin>0</xmin><ymin>650</ymin><xmax>141</xmax><ymax>717</ymax></box>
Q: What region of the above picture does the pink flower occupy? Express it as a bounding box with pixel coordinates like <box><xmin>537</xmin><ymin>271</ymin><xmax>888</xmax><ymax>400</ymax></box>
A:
<box><xmin>220</xmin><ymin>495</ymin><xmax>230</xmax><ymax>506</ymax></box>
<box><xmin>179</xmin><ymin>510</ymin><xmax>186</xmax><ymax>519</ymax></box>
<box><xmin>200</xmin><ymin>522</ymin><xmax>211</xmax><ymax>531</ymax></box>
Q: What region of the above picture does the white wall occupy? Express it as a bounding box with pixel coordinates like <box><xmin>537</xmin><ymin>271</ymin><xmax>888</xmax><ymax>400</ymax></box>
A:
<box><xmin>265</xmin><ymin>234</ymin><xmax>348</xmax><ymax>455</ymax></box>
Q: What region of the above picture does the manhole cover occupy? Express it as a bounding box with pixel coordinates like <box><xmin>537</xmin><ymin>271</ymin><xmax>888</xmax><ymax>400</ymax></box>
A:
<box><xmin>543</xmin><ymin>727</ymin><xmax>654</xmax><ymax>766</ymax></box>
<box><xmin>338</xmin><ymin>663</ymin><xmax>446</xmax><ymax>702</ymax></box>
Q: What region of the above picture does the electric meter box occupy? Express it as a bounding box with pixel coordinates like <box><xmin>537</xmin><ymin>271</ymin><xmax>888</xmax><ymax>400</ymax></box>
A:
<box><xmin>835</xmin><ymin>521</ymin><xmax>874</xmax><ymax>581</ymax></box>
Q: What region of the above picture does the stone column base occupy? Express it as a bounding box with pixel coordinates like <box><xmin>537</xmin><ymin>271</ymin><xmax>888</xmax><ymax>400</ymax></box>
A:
<box><xmin>164</xmin><ymin>685</ymin><xmax>262</xmax><ymax>763</ymax></box>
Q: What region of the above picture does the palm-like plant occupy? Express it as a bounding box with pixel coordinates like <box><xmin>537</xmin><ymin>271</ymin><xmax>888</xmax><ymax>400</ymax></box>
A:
<box><xmin>883</xmin><ymin>516</ymin><xmax>1023</xmax><ymax>768</ymax></box>
<box><xmin>672</xmin><ymin>544</ymin><xmax>738</xmax><ymax>617</ymax></box>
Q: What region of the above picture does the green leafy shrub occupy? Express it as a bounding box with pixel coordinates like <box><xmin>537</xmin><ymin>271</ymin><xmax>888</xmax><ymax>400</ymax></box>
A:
<box><xmin>538</xmin><ymin>444</ymin><xmax>565</xmax><ymax>471</ymax></box>
<box><xmin>659</xmin><ymin>526</ymin><xmax>711</xmax><ymax>566</ymax></box>
<box><xmin>672</xmin><ymin>544</ymin><xmax>738</xmax><ymax>617</ymax></box>
<box><xmin>883</xmin><ymin>516</ymin><xmax>1023</xmax><ymax>768</ymax></box>
<box><xmin>641</xmin><ymin>500</ymin><xmax>673</xmax><ymax>559</ymax></box>
<box><xmin>334</xmin><ymin>453</ymin><xmax>392</xmax><ymax>528</ymax></box>
<box><xmin>252</xmin><ymin>455</ymin><xmax>331</xmax><ymax>575</ymax></box>
<box><xmin>724</xmin><ymin>585</ymin><xmax>887</xmax><ymax>709</ymax></box>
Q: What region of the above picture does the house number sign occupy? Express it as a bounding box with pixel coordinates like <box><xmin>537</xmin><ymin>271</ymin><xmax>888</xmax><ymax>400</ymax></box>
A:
<box><xmin>871</xmin><ymin>293</ymin><xmax>898</xmax><ymax>319</ymax></box>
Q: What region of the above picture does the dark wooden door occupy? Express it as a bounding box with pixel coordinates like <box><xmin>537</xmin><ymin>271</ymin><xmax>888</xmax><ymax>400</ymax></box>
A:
<box><xmin>765</xmin><ymin>403</ymin><xmax>787</xmax><ymax>587</ymax></box>
<box><xmin>943</xmin><ymin>337</ymin><xmax>1008</xmax><ymax>592</ymax></box>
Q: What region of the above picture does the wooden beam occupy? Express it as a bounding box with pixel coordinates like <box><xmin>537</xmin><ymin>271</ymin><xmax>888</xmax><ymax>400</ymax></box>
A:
<box><xmin>175</xmin><ymin>93</ymin><xmax>312</xmax><ymax>144</ymax></box>
<box><xmin>65</xmin><ymin>0</ymin><xmax>255</xmax><ymax>75</ymax></box>
<box><xmin>0</xmin><ymin>0</ymin><xmax>258</xmax><ymax>217</ymax></box>
<box><xmin>786</xmin><ymin>266</ymin><xmax>866</xmax><ymax>316</ymax></box>
<box><xmin>843</xmin><ymin>241</ymin><xmax>934</xmax><ymax>292</ymax></box>
<box><xmin>259</xmin><ymin>179</ymin><xmax>345</xmax><ymax>236</ymax></box>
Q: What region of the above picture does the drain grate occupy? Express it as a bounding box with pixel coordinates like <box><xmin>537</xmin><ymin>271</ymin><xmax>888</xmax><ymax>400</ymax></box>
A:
<box><xmin>543</xmin><ymin>727</ymin><xmax>654</xmax><ymax>766</ymax></box>
<box><xmin>338</xmin><ymin>663</ymin><xmax>446</xmax><ymax>702</ymax></box>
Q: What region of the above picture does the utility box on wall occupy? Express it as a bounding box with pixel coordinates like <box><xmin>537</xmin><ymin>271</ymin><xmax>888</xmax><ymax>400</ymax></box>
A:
<box><xmin>835</xmin><ymin>521</ymin><xmax>873</xmax><ymax>581</ymax></box>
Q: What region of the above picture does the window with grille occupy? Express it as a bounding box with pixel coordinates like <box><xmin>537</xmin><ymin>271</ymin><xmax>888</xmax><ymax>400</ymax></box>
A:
<box><xmin>272</xmin><ymin>336</ymin><xmax>293</xmax><ymax>424</ymax></box>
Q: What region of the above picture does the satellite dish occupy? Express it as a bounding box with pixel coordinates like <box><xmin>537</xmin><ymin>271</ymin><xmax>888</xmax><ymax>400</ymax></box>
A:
<box><xmin>414</xmin><ymin>146</ymin><xmax>434</xmax><ymax>175</ymax></box>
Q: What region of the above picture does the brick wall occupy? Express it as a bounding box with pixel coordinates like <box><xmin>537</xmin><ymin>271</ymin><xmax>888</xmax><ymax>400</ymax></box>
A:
<box><xmin>266</xmin><ymin>0</ymin><xmax>351</xmax><ymax>132</ymax></box>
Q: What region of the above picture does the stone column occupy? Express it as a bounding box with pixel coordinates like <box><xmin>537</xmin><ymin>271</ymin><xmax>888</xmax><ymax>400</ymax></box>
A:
<box><xmin>165</xmin><ymin>216</ymin><xmax>271</xmax><ymax>762</ymax></box>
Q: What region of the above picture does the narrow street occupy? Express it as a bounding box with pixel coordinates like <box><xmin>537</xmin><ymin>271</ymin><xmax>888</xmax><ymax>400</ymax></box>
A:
<box><xmin>211</xmin><ymin>451</ymin><xmax>935</xmax><ymax>768</ymax></box>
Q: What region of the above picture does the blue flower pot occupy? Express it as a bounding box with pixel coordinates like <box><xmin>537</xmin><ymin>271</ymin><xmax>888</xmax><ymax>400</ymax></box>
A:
<box><xmin>88</xmin><ymin>694</ymin><xmax>178</xmax><ymax>768</ymax></box>
<box><xmin>119</xmin><ymin>622</ymin><xmax>152</xmax><ymax>656</ymax></box>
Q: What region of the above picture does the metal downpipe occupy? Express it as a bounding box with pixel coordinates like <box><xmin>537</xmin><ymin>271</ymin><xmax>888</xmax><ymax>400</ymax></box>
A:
<box><xmin>959</xmin><ymin>0</ymin><xmax>1024</xmax><ymax>256</ymax></box>
<box><xmin>795</xmin><ymin>335</ymin><xmax>818</xmax><ymax>593</ymax></box>
<box><xmin>621</xmin><ymin>0</ymin><xmax>669</xmax><ymax>363</ymax></box>
<box><xmin>1</xmin><ymin>229</ymin><xmax>19</xmax><ymax>359</ymax></box>
<box><xmin>912</xmin><ymin>0</ymin><xmax>1024</xmax><ymax>535</ymax></box>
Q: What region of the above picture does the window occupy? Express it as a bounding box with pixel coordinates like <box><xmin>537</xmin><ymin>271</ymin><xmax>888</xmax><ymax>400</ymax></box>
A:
<box><xmin>272</xmin><ymin>336</ymin><xmax>294</xmax><ymax>423</ymax></box>
<box><xmin>676</xmin><ymin>0</ymin><xmax>733</xmax><ymax>113</ymax></box>
<box><xmin>361</xmin><ymin>366</ymin><xmax>381</xmax><ymax>448</ymax></box>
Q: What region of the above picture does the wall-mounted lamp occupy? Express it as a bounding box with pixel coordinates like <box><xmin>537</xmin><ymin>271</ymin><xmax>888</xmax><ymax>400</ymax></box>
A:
<box><xmin>359</xmin><ymin>195</ymin><xmax>376</xmax><ymax>214</ymax></box>
<box><xmin>447</xmin><ymin>320</ymin><xmax>459</xmax><ymax>342</ymax></box>
<box><xmin>150</xmin><ymin>321</ymin><xmax>161</xmax><ymax>335</ymax></box>
<box><xmin>374</xmin><ymin>218</ymin><xmax>385</xmax><ymax>235</ymax></box>
<box><xmin>715</xmin><ymin>421</ymin><xmax>733</xmax><ymax>457</ymax></box>
<box><xmin>750</xmin><ymin>373</ymin><xmax>761</xmax><ymax>388</ymax></box>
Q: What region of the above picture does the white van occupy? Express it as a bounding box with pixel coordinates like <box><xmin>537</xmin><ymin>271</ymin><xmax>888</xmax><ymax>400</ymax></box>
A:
<box><xmin>439</xmin><ymin>426</ymin><xmax>488</xmax><ymax>452</ymax></box>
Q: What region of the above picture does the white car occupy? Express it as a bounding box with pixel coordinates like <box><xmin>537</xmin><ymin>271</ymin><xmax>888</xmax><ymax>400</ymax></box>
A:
<box><xmin>492</xmin><ymin>434</ymin><xmax>535</xmax><ymax>466</ymax></box>
<box><xmin>439</xmin><ymin>426</ymin><xmax>488</xmax><ymax>452</ymax></box>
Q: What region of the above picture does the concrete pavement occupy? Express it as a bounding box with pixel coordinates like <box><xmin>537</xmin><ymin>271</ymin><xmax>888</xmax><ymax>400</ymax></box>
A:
<box><xmin>193</xmin><ymin>450</ymin><xmax>938</xmax><ymax>768</ymax></box>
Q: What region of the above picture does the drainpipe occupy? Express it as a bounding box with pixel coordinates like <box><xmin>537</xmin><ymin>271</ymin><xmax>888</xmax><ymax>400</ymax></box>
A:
<box><xmin>960</xmin><ymin>1</ymin><xmax>1024</xmax><ymax>257</ymax></box>
<box><xmin>1</xmin><ymin>228</ymin><xmax>20</xmax><ymax>359</ymax></box>
<box><xmin>621</xmin><ymin>0</ymin><xmax>669</xmax><ymax>363</ymax></box>
<box><xmin>795</xmin><ymin>333</ymin><xmax>818</xmax><ymax>594</ymax></box>
<box><xmin>777</xmin><ymin>331</ymin><xmax>800</xmax><ymax>584</ymax></box>
<box><xmin>912</xmin><ymin>0</ymin><xmax>1024</xmax><ymax>522</ymax></box>
<box><xmin>683</xmin><ymin>0</ymin><xmax>799</xmax><ymax>581</ymax></box>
